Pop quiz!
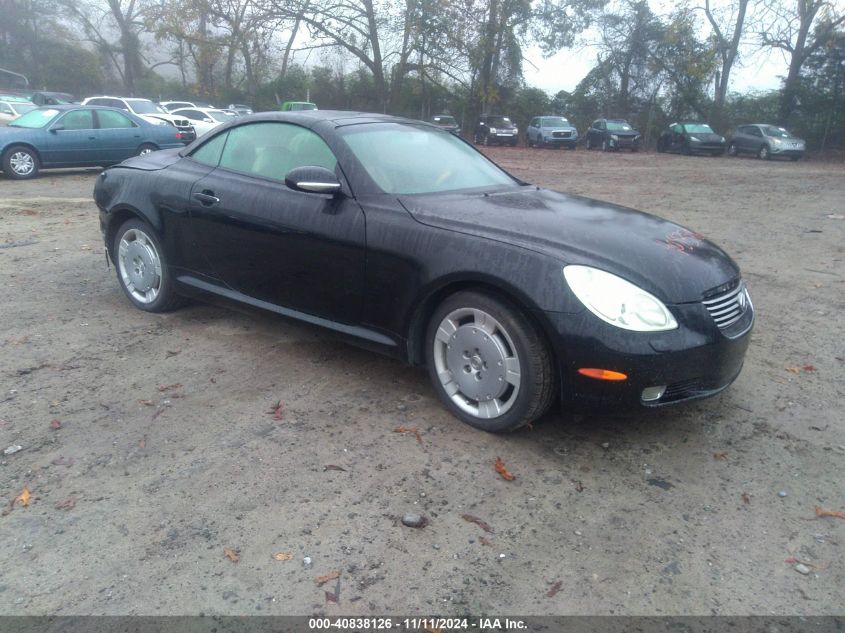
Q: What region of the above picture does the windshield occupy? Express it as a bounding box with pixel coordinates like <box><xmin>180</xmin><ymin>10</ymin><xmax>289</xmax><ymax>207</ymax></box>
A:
<box><xmin>540</xmin><ymin>117</ymin><xmax>570</xmax><ymax>127</ymax></box>
<box><xmin>9</xmin><ymin>108</ymin><xmax>59</xmax><ymax>128</ymax></box>
<box><xmin>128</xmin><ymin>100</ymin><xmax>167</xmax><ymax>114</ymax></box>
<box><xmin>606</xmin><ymin>120</ymin><xmax>633</xmax><ymax>131</ymax></box>
<box><xmin>760</xmin><ymin>125</ymin><xmax>792</xmax><ymax>138</ymax></box>
<box><xmin>210</xmin><ymin>110</ymin><xmax>236</xmax><ymax>122</ymax></box>
<box><xmin>487</xmin><ymin>116</ymin><xmax>512</xmax><ymax>127</ymax></box>
<box><xmin>342</xmin><ymin>124</ymin><xmax>516</xmax><ymax>195</ymax></box>
<box><xmin>431</xmin><ymin>116</ymin><xmax>457</xmax><ymax>125</ymax></box>
<box><xmin>683</xmin><ymin>123</ymin><xmax>715</xmax><ymax>134</ymax></box>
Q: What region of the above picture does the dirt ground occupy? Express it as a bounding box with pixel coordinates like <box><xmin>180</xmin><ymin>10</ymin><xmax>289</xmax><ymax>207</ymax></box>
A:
<box><xmin>1</xmin><ymin>148</ymin><xmax>843</xmax><ymax>617</ymax></box>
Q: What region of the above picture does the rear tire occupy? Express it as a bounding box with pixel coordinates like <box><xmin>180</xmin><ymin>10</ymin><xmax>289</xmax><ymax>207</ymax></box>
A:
<box><xmin>2</xmin><ymin>145</ymin><xmax>40</xmax><ymax>180</ymax></box>
<box><xmin>137</xmin><ymin>143</ymin><xmax>158</xmax><ymax>156</ymax></box>
<box><xmin>112</xmin><ymin>218</ymin><xmax>185</xmax><ymax>313</ymax></box>
<box><xmin>425</xmin><ymin>291</ymin><xmax>555</xmax><ymax>433</ymax></box>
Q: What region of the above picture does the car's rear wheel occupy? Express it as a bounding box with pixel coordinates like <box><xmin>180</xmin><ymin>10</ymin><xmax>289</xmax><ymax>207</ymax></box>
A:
<box><xmin>137</xmin><ymin>143</ymin><xmax>158</xmax><ymax>156</ymax></box>
<box><xmin>758</xmin><ymin>145</ymin><xmax>770</xmax><ymax>160</ymax></box>
<box><xmin>425</xmin><ymin>291</ymin><xmax>555</xmax><ymax>432</ymax></box>
<box><xmin>113</xmin><ymin>218</ymin><xmax>184</xmax><ymax>313</ymax></box>
<box><xmin>727</xmin><ymin>142</ymin><xmax>737</xmax><ymax>156</ymax></box>
<box><xmin>2</xmin><ymin>145</ymin><xmax>40</xmax><ymax>180</ymax></box>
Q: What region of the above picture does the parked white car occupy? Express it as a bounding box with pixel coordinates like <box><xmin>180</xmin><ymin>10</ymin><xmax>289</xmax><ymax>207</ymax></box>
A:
<box><xmin>160</xmin><ymin>101</ymin><xmax>196</xmax><ymax>112</ymax></box>
<box><xmin>170</xmin><ymin>107</ymin><xmax>237</xmax><ymax>136</ymax></box>
<box><xmin>81</xmin><ymin>96</ymin><xmax>196</xmax><ymax>143</ymax></box>
<box><xmin>0</xmin><ymin>99</ymin><xmax>38</xmax><ymax>125</ymax></box>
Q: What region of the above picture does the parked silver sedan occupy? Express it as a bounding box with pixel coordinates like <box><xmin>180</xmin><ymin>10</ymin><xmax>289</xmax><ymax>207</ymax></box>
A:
<box><xmin>727</xmin><ymin>124</ymin><xmax>805</xmax><ymax>161</ymax></box>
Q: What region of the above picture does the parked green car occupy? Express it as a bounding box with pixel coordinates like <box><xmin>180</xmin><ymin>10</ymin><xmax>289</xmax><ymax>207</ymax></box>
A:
<box><xmin>280</xmin><ymin>101</ymin><xmax>317</xmax><ymax>111</ymax></box>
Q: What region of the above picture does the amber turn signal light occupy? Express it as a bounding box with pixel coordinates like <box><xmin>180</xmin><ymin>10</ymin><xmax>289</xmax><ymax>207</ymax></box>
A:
<box><xmin>578</xmin><ymin>368</ymin><xmax>628</xmax><ymax>381</ymax></box>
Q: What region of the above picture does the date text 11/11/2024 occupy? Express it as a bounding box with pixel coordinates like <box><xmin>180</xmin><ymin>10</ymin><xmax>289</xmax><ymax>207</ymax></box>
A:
<box><xmin>308</xmin><ymin>617</ymin><xmax>528</xmax><ymax>630</ymax></box>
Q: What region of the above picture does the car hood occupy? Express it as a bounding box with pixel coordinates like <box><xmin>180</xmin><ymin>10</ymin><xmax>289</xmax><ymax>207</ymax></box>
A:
<box><xmin>609</xmin><ymin>129</ymin><xmax>639</xmax><ymax>137</ymax></box>
<box><xmin>543</xmin><ymin>126</ymin><xmax>577</xmax><ymax>133</ymax></box>
<box><xmin>398</xmin><ymin>187</ymin><xmax>739</xmax><ymax>304</ymax></box>
<box><xmin>142</xmin><ymin>113</ymin><xmax>190</xmax><ymax>126</ymax></box>
<box><xmin>688</xmin><ymin>132</ymin><xmax>724</xmax><ymax>143</ymax></box>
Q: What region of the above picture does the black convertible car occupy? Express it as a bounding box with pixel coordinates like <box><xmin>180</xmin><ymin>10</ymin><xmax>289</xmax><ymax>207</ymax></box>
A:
<box><xmin>95</xmin><ymin>111</ymin><xmax>753</xmax><ymax>432</ymax></box>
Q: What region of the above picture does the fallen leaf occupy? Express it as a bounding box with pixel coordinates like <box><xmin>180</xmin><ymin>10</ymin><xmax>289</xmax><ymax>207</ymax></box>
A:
<box><xmin>139</xmin><ymin>435</ymin><xmax>147</xmax><ymax>449</ymax></box>
<box><xmin>49</xmin><ymin>419</ymin><xmax>62</xmax><ymax>430</ymax></box>
<box><xmin>461</xmin><ymin>513</ymin><xmax>493</xmax><ymax>533</ymax></box>
<box><xmin>165</xmin><ymin>349</ymin><xmax>181</xmax><ymax>358</ymax></box>
<box><xmin>55</xmin><ymin>497</ymin><xmax>76</xmax><ymax>510</ymax></box>
<box><xmin>325</xmin><ymin>590</ymin><xmax>338</xmax><ymax>604</ymax></box>
<box><xmin>394</xmin><ymin>426</ymin><xmax>422</xmax><ymax>444</ymax></box>
<box><xmin>546</xmin><ymin>580</ymin><xmax>563</xmax><ymax>598</ymax></box>
<box><xmin>741</xmin><ymin>492</ymin><xmax>751</xmax><ymax>504</ymax></box>
<box><xmin>272</xmin><ymin>552</ymin><xmax>293</xmax><ymax>561</ymax></box>
<box><xmin>14</xmin><ymin>486</ymin><xmax>31</xmax><ymax>507</ymax></box>
<box><xmin>138</xmin><ymin>399</ymin><xmax>155</xmax><ymax>406</ymax></box>
<box><xmin>224</xmin><ymin>547</ymin><xmax>240</xmax><ymax>562</ymax></box>
<box><xmin>803</xmin><ymin>365</ymin><xmax>817</xmax><ymax>372</ymax></box>
<box><xmin>785</xmin><ymin>557</ymin><xmax>799</xmax><ymax>564</ymax></box>
<box><xmin>157</xmin><ymin>383</ymin><xmax>182</xmax><ymax>392</ymax></box>
<box><xmin>315</xmin><ymin>570</ymin><xmax>340</xmax><ymax>586</ymax></box>
<box><xmin>51</xmin><ymin>456</ymin><xmax>74</xmax><ymax>467</ymax></box>
<box><xmin>323</xmin><ymin>465</ymin><xmax>347</xmax><ymax>472</ymax></box>
<box><xmin>494</xmin><ymin>456</ymin><xmax>515</xmax><ymax>481</ymax></box>
<box><xmin>713</xmin><ymin>452</ymin><xmax>728</xmax><ymax>461</ymax></box>
<box><xmin>786</xmin><ymin>367</ymin><xmax>801</xmax><ymax>374</ymax></box>
<box><xmin>479</xmin><ymin>536</ymin><xmax>492</xmax><ymax>546</ymax></box>
<box><xmin>573</xmin><ymin>480</ymin><xmax>585</xmax><ymax>493</ymax></box>
<box><xmin>815</xmin><ymin>506</ymin><xmax>845</xmax><ymax>520</ymax></box>
<box><xmin>80</xmin><ymin>244</ymin><xmax>93</xmax><ymax>251</ymax></box>
<box><xmin>267</xmin><ymin>400</ymin><xmax>284</xmax><ymax>420</ymax></box>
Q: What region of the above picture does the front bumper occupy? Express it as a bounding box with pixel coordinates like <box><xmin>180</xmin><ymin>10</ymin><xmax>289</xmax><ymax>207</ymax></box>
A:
<box><xmin>609</xmin><ymin>136</ymin><xmax>639</xmax><ymax>149</ymax></box>
<box><xmin>690</xmin><ymin>143</ymin><xmax>725</xmax><ymax>154</ymax></box>
<box><xmin>489</xmin><ymin>132</ymin><xmax>517</xmax><ymax>142</ymax></box>
<box><xmin>543</xmin><ymin>299</ymin><xmax>753</xmax><ymax>413</ymax></box>
<box><xmin>544</xmin><ymin>134</ymin><xmax>578</xmax><ymax>146</ymax></box>
<box><xmin>771</xmin><ymin>145</ymin><xmax>804</xmax><ymax>157</ymax></box>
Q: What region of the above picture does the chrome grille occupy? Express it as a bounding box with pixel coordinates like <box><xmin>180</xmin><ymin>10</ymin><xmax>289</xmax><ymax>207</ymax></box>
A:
<box><xmin>553</xmin><ymin>131</ymin><xmax>572</xmax><ymax>138</ymax></box>
<box><xmin>703</xmin><ymin>282</ymin><xmax>749</xmax><ymax>329</ymax></box>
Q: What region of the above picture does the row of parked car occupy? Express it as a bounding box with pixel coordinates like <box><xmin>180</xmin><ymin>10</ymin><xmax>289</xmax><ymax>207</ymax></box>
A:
<box><xmin>427</xmin><ymin>114</ymin><xmax>807</xmax><ymax>161</ymax></box>
<box><xmin>0</xmin><ymin>92</ymin><xmax>259</xmax><ymax>179</ymax></box>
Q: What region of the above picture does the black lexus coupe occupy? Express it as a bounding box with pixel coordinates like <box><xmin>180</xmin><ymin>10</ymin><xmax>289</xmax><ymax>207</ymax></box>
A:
<box><xmin>94</xmin><ymin>111</ymin><xmax>753</xmax><ymax>432</ymax></box>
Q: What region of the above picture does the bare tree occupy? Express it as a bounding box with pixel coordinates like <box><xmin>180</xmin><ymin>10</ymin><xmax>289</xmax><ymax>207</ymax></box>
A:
<box><xmin>703</xmin><ymin>0</ymin><xmax>751</xmax><ymax>125</ymax></box>
<box><xmin>759</xmin><ymin>0</ymin><xmax>845</xmax><ymax>119</ymax></box>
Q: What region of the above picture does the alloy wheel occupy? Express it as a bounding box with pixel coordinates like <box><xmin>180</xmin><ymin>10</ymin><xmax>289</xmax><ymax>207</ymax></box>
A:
<box><xmin>118</xmin><ymin>228</ymin><xmax>162</xmax><ymax>304</ymax></box>
<box><xmin>9</xmin><ymin>151</ymin><xmax>35</xmax><ymax>176</ymax></box>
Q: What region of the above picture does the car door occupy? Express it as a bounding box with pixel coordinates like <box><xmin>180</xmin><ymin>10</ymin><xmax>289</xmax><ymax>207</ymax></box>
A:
<box><xmin>670</xmin><ymin>124</ymin><xmax>686</xmax><ymax>151</ymax></box>
<box><xmin>95</xmin><ymin>109</ymin><xmax>142</xmax><ymax>162</ymax></box>
<box><xmin>527</xmin><ymin>118</ymin><xmax>539</xmax><ymax>143</ymax></box>
<box><xmin>186</xmin><ymin>121</ymin><xmax>366</xmax><ymax>323</ymax></box>
<box><xmin>43</xmin><ymin>108</ymin><xmax>100</xmax><ymax>166</ymax></box>
<box><xmin>748</xmin><ymin>126</ymin><xmax>765</xmax><ymax>152</ymax></box>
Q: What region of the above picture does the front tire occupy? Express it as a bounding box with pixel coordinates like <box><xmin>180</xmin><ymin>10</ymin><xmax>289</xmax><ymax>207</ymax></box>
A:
<box><xmin>727</xmin><ymin>142</ymin><xmax>737</xmax><ymax>156</ymax></box>
<box><xmin>2</xmin><ymin>145</ymin><xmax>40</xmax><ymax>179</ymax></box>
<box><xmin>758</xmin><ymin>145</ymin><xmax>771</xmax><ymax>160</ymax></box>
<box><xmin>425</xmin><ymin>291</ymin><xmax>555</xmax><ymax>433</ymax></box>
<box><xmin>112</xmin><ymin>218</ymin><xmax>184</xmax><ymax>313</ymax></box>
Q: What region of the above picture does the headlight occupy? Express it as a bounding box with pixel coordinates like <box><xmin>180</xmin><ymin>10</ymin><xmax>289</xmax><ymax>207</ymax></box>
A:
<box><xmin>610</xmin><ymin>134</ymin><xmax>618</xmax><ymax>140</ymax></box>
<box><xmin>719</xmin><ymin>136</ymin><xmax>725</xmax><ymax>143</ymax></box>
<box><xmin>689</xmin><ymin>135</ymin><xmax>701</xmax><ymax>142</ymax></box>
<box><xmin>563</xmin><ymin>265</ymin><xmax>678</xmax><ymax>332</ymax></box>
<box><xmin>488</xmin><ymin>127</ymin><xmax>497</xmax><ymax>134</ymax></box>
<box><xmin>771</xmin><ymin>138</ymin><xmax>782</xmax><ymax>145</ymax></box>
<box><xmin>513</xmin><ymin>127</ymin><xmax>518</xmax><ymax>134</ymax></box>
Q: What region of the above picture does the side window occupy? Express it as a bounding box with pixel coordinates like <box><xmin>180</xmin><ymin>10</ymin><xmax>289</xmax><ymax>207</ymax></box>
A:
<box><xmin>58</xmin><ymin>110</ymin><xmax>95</xmax><ymax>130</ymax></box>
<box><xmin>190</xmin><ymin>131</ymin><xmax>229</xmax><ymax>167</ymax></box>
<box><xmin>598</xmin><ymin>121</ymin><xmax>606</xmax><ymax>130</ymax></box>
<box><xmin>672</xmin><ymin>124</ymin><xmax>683</xmax><ymax>134</ymax></box>
<box><xmin>0</xmin><ymin>103</ymin><xmax>12</xmax><ymax>115</ymax></box>
<box><xmin>750</xmin><ymin>127</ymin><xmax>762</xmax><ymax>137</ymax></box>
<box><xmin>219</xmin><ymin>122</ymin><xmax>337</xmax><ymax>182</ymax></box>
<box><xmin>183</xmin><ymin>109</ymin><xmax>205</xmax><ymax>120</ymax></box>
<box><xmin>530</xmin><ymin>118</ymin><xmax>538</xmax><ymax>128</ymax></box>
<box><xmin>97</xmin><ymin>109</ymin><xmax>136</xmax><ymax>129</ymax></box>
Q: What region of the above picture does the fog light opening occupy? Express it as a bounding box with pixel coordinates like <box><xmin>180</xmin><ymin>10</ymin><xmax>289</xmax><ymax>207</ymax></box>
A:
<box><xmin>641</xmin><ymin>385</ymin><xmax>667</xmax><ymax>402</ymax></box>
<box><xmin>578</xmin><ymin>368</ymin><xmax>628</xmax><ymax>381</ymax></box>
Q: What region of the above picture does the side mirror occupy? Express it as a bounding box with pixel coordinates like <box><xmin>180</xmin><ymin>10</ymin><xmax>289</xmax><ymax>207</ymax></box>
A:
<box><xmin>50</xmin><ymin>124</ymin><xmax>65</xmax><ymax>133</ymax></box>
<box><xmin>284</xmin><ymin>166</ymin><xmax>342</xmax><ymax>195</ymax></box>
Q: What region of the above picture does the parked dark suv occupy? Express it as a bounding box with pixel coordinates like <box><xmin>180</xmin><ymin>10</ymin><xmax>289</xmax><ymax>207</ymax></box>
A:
<box><xmin>586</xmin><ymin>118</ymin><xmax>641</xmax><ymax>152</ymax></box>
<box><xmin>475</xmin><ymin>115</ymin><xmax>518</xmax><ymax>146</ymax></box>
<box><xmin>728</xmin><ymin>124</ymin><xmax>805</xmax><ymax>161</ymax></box>
<box><xmin>657</xmin><ymin>122</ymin><xmax>725</xmax><ymax>156</ymax></box>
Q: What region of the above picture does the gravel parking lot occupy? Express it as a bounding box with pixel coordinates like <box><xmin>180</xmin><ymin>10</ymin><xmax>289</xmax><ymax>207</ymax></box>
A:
<box><xmin>1</xmin><ymin>149</ymin><xmax>843</xmax><ymax>616</ymax></box>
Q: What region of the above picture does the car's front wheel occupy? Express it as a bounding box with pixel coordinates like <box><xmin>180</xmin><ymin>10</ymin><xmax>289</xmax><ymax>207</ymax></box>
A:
<box><xmin>425</xmin><ymin>291</ymin><xmax>555</xmax><ymax>432</ymax></box>
<box><xmin>113</xmin><ymin>218</ymin><xmax>184</xmax><ymax>312</ymax></box>
<box><xmin>758</xmin><ymin>145</ymin><xmax>770</xmax><ymax>160</ymax></box>
<box><xmin>727</xmin><ymin>142</ymin><xmax>738</xmax><ymax>156</ymax></box>
<box><xmin>2</xmin><ymin>145</ymin><xmax>40</xmax><ymax>180</ymax></box>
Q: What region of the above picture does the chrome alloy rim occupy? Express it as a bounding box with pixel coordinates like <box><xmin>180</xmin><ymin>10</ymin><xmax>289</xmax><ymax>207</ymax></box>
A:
<box><xmin>139</xmin><ymin>147</ymin><xmax>155</xmax><ymax>156</ymax></box>
<box><xmin>10</xmin><ymin>151</ymin><xmax>35</xmax><ymax>176</ymax></box>
<box><xmin>118</xmin><ymin>228</ymin><xmax>162</xmax><ymax>304</ymax></box>
<box><xmin>432</xmin><ymin>308</ymin><xmax>521</xmax><ymax>419</ymax></box>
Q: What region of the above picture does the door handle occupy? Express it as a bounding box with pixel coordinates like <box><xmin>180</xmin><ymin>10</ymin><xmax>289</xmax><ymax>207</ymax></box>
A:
<box><xmin>192</xmin><ymin>191</ymin><xmax>220</xmax><ymax>206</ymax></box>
